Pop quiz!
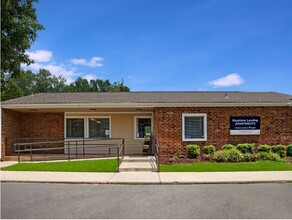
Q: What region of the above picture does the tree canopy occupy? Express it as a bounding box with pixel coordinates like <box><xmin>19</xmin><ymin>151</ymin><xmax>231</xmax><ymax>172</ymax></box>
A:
<box><xmin>1</xmin><ymin>70</ymin><xmax>130</xmax><ymax>101</ymax></box>
<box><xmin>1</xmin><ymin>0</ymin><xmax>44</xmax><ymax>76</ymax></box>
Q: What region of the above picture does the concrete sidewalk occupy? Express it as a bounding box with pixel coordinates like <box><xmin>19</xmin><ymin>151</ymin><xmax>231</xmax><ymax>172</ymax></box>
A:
<box><xmin>1</xmin><ymin>170</ymin><xmax>292</xmax><ymax>184</ymax></box>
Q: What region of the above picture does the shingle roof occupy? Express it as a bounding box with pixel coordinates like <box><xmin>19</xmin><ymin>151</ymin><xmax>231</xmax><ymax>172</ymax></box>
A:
<box><xmin>1</xmin><ymin>91</ymin><xmax>291</xmax><ymax>105</ymax></box>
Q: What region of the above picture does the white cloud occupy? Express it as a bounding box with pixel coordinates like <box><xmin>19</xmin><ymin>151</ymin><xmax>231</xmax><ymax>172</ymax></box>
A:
<box><xmin>83</xmin><ymin>74</ymin><xmax>96</xmax><ymax>81</ymax></box>
<box><xmin>208</xmin><ymin>73</ymin><xmax>244</xmax><ymax>87</ymax></box>
<box><xmin>26</xmin><ymin>50</ymin><xmax>52</xmax><ymax>62</ymax></box>
<box><xmin>69</xmin><ymin>56</ymin><xmax>104</xmax><ymax>67</ymax></box>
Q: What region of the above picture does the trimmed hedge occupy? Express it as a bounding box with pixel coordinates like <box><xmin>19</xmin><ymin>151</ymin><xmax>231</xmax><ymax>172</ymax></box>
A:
<box><xmin>186</xmin><ymin>144</ymin><xmax>200</xmax><ymax>159</ymax></box>
<box><xmin>213</xmin><ymin>149</ymin><xmax>244</xmax><ymax>162</ymax></box>
<box><xmin>271</xmin><ymin>145</ymin><xmax>286</xmax><ymax>158</ymax></box>
<box><xmin>258</xmin><ymin>144</ymin><xmax>271</xmax><ymax>153</ymax></box>
<box><xmin>287</xmin><ymin>145</ymin><xmax>292</xmax><ymax>157</ymax></box>
<box><xmin>222</xmin><ymin>144</ymin><xmax>236</xmax><ymax>151</ymax></box>
<box><xmin>258</xmin><ymin>152</ymin><xmax>282</xmax><ymax>162</ymax></box>
<box><xmin>204</xmin><ymin>145</ymin><xmax>216</xmax><ymax>155</ymax></box>
<box><xmin>236</xmin><ymin>143</ymin><xmax>254</xmax><ymax>154</ymax></box>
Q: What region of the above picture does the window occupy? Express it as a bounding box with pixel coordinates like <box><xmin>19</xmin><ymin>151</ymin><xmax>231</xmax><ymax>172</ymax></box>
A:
<box><xmin>135</xmin><ymin>117</ymin><xmax>152</xmax><ymax>139</ymax></box>
<box><xmin>89</xmin><ymin>118</ymin><xmax>110</xmax><ymax>138</ymax></box>
<box><xmin>66</xmin><ymin>118</ymin><xmax>84</xmax><ymax>138</ymax></box>
<box><xmin>65</xmin><ymin>116</ymin><xmax>111</xmax><ymax>138</ymax></box>
<box><xmin>182</xmin><ymin>114</ymin><xmax>207</xmax><ymax>141</ymax></box>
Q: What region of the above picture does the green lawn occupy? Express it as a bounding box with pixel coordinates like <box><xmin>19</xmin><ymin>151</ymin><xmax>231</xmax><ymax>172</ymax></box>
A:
<box><xmin>1</xmin><ymin>159</ymin><xmax>117</xmax><ymax>172</ymax></box>
<box><xmin>160</xmin><ymin>161</ymin><xmax>292</xmax><ymax>172</ymax></box>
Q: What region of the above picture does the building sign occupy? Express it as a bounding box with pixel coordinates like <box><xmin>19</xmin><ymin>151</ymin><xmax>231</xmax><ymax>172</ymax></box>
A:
<box><xmin>230</xmin><ymin>116</ymin><xmax>260</xmax><ymax>135</ymax></box>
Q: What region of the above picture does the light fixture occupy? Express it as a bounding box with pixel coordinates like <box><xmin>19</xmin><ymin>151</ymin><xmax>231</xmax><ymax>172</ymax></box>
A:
<box><xmin>90</xmin><ymin>108</ymin><xmax>97</xmax><ymax>111</ymax></box>
<box><xmin>135</xmin><ymin>108</ymin><xmax>143</xmax><ymax>112</ymax></box>
<box><xmin>30</xmin><ymin>109</ymin><xmax>38</xmax><ymax>112</ymax></box>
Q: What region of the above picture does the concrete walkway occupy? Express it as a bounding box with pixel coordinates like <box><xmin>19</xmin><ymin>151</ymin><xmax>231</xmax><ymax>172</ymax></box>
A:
<box><xmin>1</xmin><ymin>170</ymin><xmax>292</xmax><ymax>184</ymax></box>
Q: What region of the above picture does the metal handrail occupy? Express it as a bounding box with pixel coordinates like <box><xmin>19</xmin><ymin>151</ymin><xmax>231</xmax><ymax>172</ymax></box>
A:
<box><xmin>154</xmin><ymin>137</ymin><xmax>160</xmax><ymax>172</ymax></box>
<box><xmin>13</xmin><ymin>138</ymin><xmax>125</xmax><ymax>172</ymax></box>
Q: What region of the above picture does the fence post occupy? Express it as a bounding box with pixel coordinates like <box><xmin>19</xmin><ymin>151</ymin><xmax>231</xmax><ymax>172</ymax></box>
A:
<box><xmin>83</xmin><ymin>137</ymin><xmax>85</xmax><ymax>156</ymax></box>
<box><xmin>117</xmin><ymin>147</ymin><xmax>120</xmax><ymax>172</ymax></box>
<box><xmin>17</xmin><ymin>145</ymin><xmax>20</xmax><ymax>163</ymax></box>
<box><xmin>30</xmin><ymin>145</ymin><xmax>32</xmax><ymax>161</ymax></box>
<box><xmin>68</xmin><ymin>142</ymin><xmax>70</xmax><ymax>161</ymax></box>
<box><xmin>122</xmin><ymin>138</ymin><xmax>125</xmax><ymax>156</ymax></box>
<box><xmin>75</xmin><ymin>141</ymin><xmax>78</xmax><ymax>158</ymax></box>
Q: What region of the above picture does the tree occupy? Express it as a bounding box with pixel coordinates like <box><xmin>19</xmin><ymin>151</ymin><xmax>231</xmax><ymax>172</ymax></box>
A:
<box><xmin>1</xmin><ymin>0</ymin><xmax>44</xmax><ymax>77</ymax></box>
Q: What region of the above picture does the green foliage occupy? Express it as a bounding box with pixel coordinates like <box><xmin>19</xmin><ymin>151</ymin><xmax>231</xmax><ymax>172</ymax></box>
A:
<box><xmin>271</xmin><ymin>145</ymin><xmax>287</xmax><ymax>158</ymax></box>
<box><xmin>1</xmin><ymin>0</ymin><xmax>44</xmax><ymax>76</ymax></box>
<box><xmin>236</xmin><ymin>143</ymin><xmax>255</xmax><ymax>154</ymax></box>
<box><xmin>287</xmin><ymin>145</ymin><xmax>292</xmax><ymax>157</ymax></box>
<box><xmin>186</xmin><ymin>144</ymin><xmax>200</xmax><ymax>159</ymax></box>
<box><xmin>243</xmin><ymin>153</ymin><xmax>257</xmax><ymax>162</ymax></box>
<box><xmin>258</xmin><ymin>144</ymin><xmax>271</xmax><ymax>153</ymax></box>
<box><xmin>258</xmin><ymin>152</ymin><xmax>282</xmax><ymax>162</ymax></box>
<box><xmin>203</xmin><ymin>145</ymin><xmax>216</xmax><ymax>155</ymax></box>
<box><xmin>222</xmin><ymin>144</ymin><xmax>236</xmax><ymax>151</ymax></box>
<box><xmin>213</xmin><ymin>149</ymin><xmax>244</xmax><ymax>162</ymax></box>
<box><xmin>1</xmin><ymin>69</ymin><xmax>131</xmax><ymax>101</ymax></box>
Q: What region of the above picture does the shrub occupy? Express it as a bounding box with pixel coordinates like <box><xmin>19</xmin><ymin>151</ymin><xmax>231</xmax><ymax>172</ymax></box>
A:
<box><xmin>271</xmin><ymin>145</ymin><xmax>287</xmax><ymax>158</ymax></box>
<box><xmin>258</xmin><ymin>152</ymin><xmax>282</xmax><ymax>162</ymax></box>
<box><xmin>213</xmin><ymin>149</ymin><xmax>244</xmax><ymax>162</ymax></box>
<box><xmin>244</xmin><ymin>153</ymin><xmax>257</xmax><ymax>162</ymax></box>
<box><xmin>258</xmin><ymin>144</ymin><xmax>271</xmax><ymax>153</ymax></box>
<box><xmin>287</xmin><ymin>145</ymin><xmax>292</xmax><ymax>157</ymax></box>
<box><xmin>237</xmin><ymin>143</ymin><xmax>255</xmax><ymax>154</ymax></box>
<box><xmin>203</xmin><ymin>154</ymin><xmax>212</xmax><ymax>161</ymax></box>
<box><xmin>204</xmin><ymin>145</ymin><xmax>216</xmax><ymax>155</ymax></box>
<box><xmin>186</xmin><ymin>144</ymin><xmax>200</xmax><ymax>159</ymax></box>
<box><xmin>222</xmin><ymin>144</ymin><xmax>236</xmax><ymax>151</ymax></box>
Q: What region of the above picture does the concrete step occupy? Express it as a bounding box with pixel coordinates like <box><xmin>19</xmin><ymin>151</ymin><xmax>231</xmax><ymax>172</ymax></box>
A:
<box><xmin>122</xmin><ymin>156</ymin><xmax>155</xmax><ymax>163</ymax></box>
<box><xmin>119</xmin><ymin>162</ymin><xmax>157</xmax><ymax>172</ymax></box>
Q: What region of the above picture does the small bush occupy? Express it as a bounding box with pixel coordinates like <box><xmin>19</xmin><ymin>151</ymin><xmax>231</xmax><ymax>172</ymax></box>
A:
<box><xmin>222</xmin><ymin>144</ymin><xmax>236</xmax><ymax>151</ymax></box>
<box><xmin>258</xmin><ymin>144</ymin><xmax>271</xmax><ymax>153</ymax></box>
<box><xmin>258</xmin><ymin>152</ymin><xmax>282</xmax><ymax>162</ymax></box>
<box><xmin>213</xmin><ymin>149</ymin><xmax>244</xmax><ymax>162</ymax></box>
<box><xmin>244</xmin><ymin>153</ymin><xmax>257</xmax><ymax>162</ymax></box>
<box><xmin>186</xmin><ymin>144</ymin><xmax>200</xmax><ymax>159</ymax></box>
<box><xmin>237</xmin><ymin>143</ymin><xmax>255</xmax><ymax>154</ymax></box>
<box><xmin>271</xmin><ymin>145</ymin><xmax>287</xmax><ymax>158</ymax></box>
<box><xmin>203</xmin><ymin>154</ymin><xmax>212</xmax><ymax>161</ymax></box>
<box><xmin>287</xmin><ymin>145</ymin><xmax>292</xmax><ymax>157</ymax></box>
<box><xmin>204</xmin><ymin>145</ymin><xmax>216</xmax><ymax>155</ymax></box>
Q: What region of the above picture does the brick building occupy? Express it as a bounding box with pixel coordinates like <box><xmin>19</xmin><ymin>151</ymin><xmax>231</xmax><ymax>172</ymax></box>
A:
<box><xmin>1</xmin><ymin>92</ymin><xmax>291</xmax><ymax>162</ymax></box>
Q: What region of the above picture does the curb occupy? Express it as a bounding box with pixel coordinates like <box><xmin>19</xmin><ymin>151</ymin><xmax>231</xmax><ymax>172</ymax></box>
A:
<box><xmin>1</xmin><ymin>180</ymin><xmax>291</xmax><ymax>185</ymax></box>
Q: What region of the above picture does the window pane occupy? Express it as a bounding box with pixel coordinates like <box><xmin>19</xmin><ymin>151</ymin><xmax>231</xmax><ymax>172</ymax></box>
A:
<box><xmin>184</xmin><ymin>116</ymin><xmax>204</xmax><ymax>139</ymax></box>
<box><xmin>136</xmin><ymin>118</ymin><xmax>151</xmax><ymax>138</ymax></box>
<box><xmin>89</xmin><ymin>118</ymin><xmax>110</xmax><ymax>138</ymax></box>
<box><xmin>66</xmin><ymin>119</ymin><xmax>84</xmax><ymax>138</ymax></box>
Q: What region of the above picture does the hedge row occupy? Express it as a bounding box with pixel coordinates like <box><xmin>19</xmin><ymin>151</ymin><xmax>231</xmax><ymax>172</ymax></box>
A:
<box><xmin>185</xmin><ymin>143</ymin><xmax>292</xmax><ymax>163</ymax></box>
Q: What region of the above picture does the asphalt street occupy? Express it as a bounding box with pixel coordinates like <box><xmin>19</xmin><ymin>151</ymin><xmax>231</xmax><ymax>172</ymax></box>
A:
<box><xmin>1</xmin><ymin>183</ymin><xmax>292</xmax><ymax>219</ymax></box>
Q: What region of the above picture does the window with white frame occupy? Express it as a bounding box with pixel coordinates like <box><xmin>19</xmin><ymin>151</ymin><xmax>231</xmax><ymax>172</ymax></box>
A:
<box><xmin>66</xmin><ymin>118</ymin><xmax>84</xmax><ymax>138</ymax></box>
<box><xmin>66</xmin><ymin>116</ymin><xmax>110</xmax><ymax>138</ymax></box>
<box><xmin>182</xmin><ymin>113</ymin><xmax>207</xmax><ymax>141</ymax></box>
<box><xmin>89</xmin><ymin>118</ymin><xmax>110</xmax><ymax>138</ymax></box>
<box><xmin>135</xmin><ymin>117</ymin><xmax>152</xmax><ymax>139</ymax></box>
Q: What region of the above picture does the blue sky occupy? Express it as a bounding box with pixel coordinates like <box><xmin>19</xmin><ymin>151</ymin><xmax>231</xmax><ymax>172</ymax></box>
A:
<box><xmin>25</xmin><ymin>0</ymin><xmax>292</xmax><ymax>94</ymax></box>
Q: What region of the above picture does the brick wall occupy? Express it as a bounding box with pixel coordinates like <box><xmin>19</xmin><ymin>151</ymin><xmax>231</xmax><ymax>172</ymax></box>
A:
<box><xmin>154</xmin><ymin>107</ymin><xmax>292</xmax><ymax>163</ymax></box>
<box><xmin>1</xmin><ymin>110</ymin><xmax>64</xmax><ymax>159</ymax></box>
<box><xmin>1</xmin><ymin>109</ymin><xmax>22</xmax><ymax>159</ymax></box>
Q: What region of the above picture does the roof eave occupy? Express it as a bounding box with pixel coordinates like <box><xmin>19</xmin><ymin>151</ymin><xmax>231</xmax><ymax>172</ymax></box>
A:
<box><xmin>1</xmin><ymin>102</ymin><xmax>291</xmax><ymax>109</ymax></box>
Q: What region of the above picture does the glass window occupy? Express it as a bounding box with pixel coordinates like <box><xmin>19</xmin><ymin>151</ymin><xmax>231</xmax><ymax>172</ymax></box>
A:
<box><xmin>89</xmin><ymin>118</ymin><xmax>110</xmax><ymax>138</ymax></box>
<box><xmin>183</xmin><ymin>114</ymin><xmax>207</xmax><ymax>141</ymax></box>
<box><xmin>136</xmin><ymin>118</ymin><xmax>151</xmax><ymax>138</ymax></box>
<box><xmin>66</xmin><ymin>118</ymin><xmax>84</xmax><ymax>138</ymax></box>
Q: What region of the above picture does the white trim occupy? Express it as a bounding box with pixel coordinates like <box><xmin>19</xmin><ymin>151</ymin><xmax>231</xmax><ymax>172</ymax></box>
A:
<box><xmin>2</xmin><ymin>102</ymin><xmax>290</xmax><ymax>109</ymax></box>
<box><xmin>182</xmin><ymin>113</ymin><xmax>207</xmax><ymax>142</ymax></box>
<box><xmin>134</xmin><ymin>116</ymin><xmax>153</xmax><ymax>140</ymax></box>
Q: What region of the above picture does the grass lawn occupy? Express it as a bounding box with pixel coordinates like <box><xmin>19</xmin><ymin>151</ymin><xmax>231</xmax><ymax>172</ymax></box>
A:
<box><xmin>1</xmin><ymin>159</ymin><xmax>117</xmax><ymax>172</ymax></box>
<box><xmin>160</xmin><ymin>161</ymin><xmax>292</xmax><ymax>172</ymax></box>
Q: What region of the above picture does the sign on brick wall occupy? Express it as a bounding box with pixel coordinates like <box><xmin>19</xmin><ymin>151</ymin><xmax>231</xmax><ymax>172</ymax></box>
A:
<box><xmin>230</xmin><ymin>116</ymin><xmax>260</xmax><ymax>135</ymax></box>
